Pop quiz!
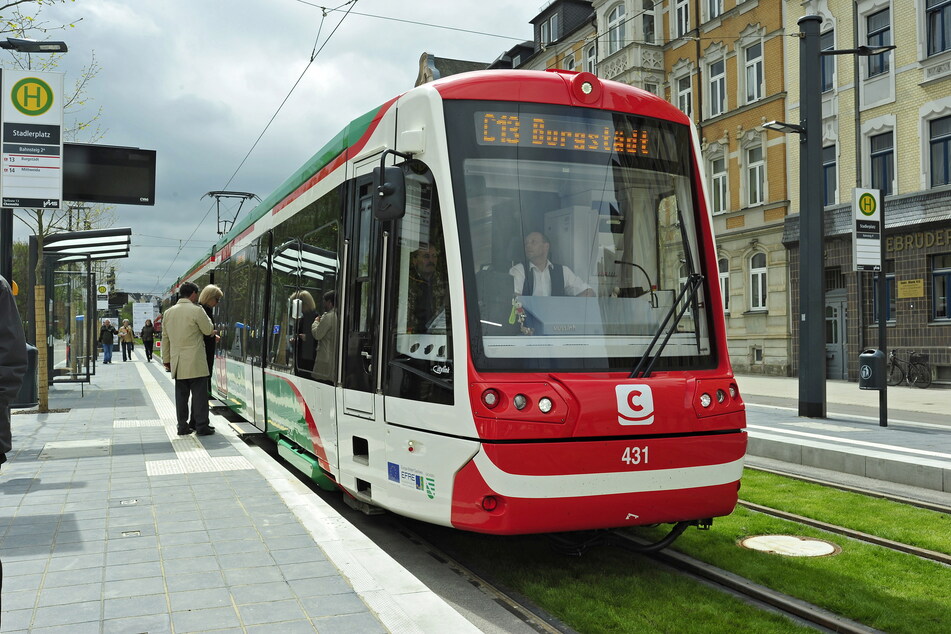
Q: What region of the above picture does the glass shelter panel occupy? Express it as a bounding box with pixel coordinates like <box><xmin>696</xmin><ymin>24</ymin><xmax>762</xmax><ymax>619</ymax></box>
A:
<box><xmin>48</xmin><ymin>263</ymin><xmax>94</xmax><ymax>382</ymax></box>
<box><xmin>446</xmin><ymin>102</ymin><xmax>713</xmax><ymax>372</ymax></box>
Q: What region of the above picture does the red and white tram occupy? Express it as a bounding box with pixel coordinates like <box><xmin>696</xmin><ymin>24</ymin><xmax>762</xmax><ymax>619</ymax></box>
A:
<box><xmin>171</xmin><ymin>69</ymin><xmax>746</xmax><ymax>535</ymax></box>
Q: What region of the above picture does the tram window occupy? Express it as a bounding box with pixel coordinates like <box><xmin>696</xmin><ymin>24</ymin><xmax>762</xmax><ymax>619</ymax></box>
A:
<box><xmin>444</xmin><ymin>100</ymin><xmax>713</xmax><ymax>372</ymax></box>
<box><xmin>384</xmin><ymin>162</ymin><xmax>453</xmax><ymax>404</ymax></box>
<box><xmin>297</xmin><ymin>217</ymin><xmax>340</xmax><ymax>380</ymax></box>
<box><xmin>267</xmin><ymin>188</ymin><xmax>343</xmax><ymax>378</ymax></box>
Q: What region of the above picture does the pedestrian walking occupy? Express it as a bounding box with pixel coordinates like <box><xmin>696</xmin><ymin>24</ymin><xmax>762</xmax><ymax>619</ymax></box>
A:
<box><xmin>141</xmin><ymin>318</ymin><xmax>156</xmax><ymax>362</ymax></box>
<box><xmin>99</xmin><ymin>319</ymin><xmax>118</xmax><ymax>364</ymax></box>
<box><xmin>118</xmin><ymin>319</ymin><xmax>135</xmax><ymax>361</ymax></box>
<box><xmin>0</xmin><ymin>274</ymin><xmax>28</xmax><ymax>595</ymax></box>
<box><xmin>161</xmin><ymin>282</ymin><xmax>216</xmax><ymax>436</ymax></box>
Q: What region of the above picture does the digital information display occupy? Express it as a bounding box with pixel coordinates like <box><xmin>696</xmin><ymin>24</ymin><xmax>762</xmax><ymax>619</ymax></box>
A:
<box><xmin>477</xmin><ymin>111</ymin><xmax>663</xmax><ymax>157</ymax></box>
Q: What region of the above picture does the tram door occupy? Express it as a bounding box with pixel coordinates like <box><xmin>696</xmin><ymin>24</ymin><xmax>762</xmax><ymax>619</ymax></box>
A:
<box><xmin>341</xmin><ymin>172</ymin><xmax>381</xmax><ymax>419</ymax></box>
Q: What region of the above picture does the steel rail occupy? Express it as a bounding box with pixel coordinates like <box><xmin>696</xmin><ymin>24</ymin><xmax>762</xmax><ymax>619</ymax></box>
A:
<box><xmin>738</xmin><ymin>500</ymin><xmax>951</xmax><ymax>566</ymax></box>
<box><xmin>398</xmin><ymin>525</ymin><xmax>577</xmax><ymax>634</ymax></box>
<box><xmin>612</xmin><ymin>532</ymin><xmax>882</xmax><ymax>634</ymax></box>
<box><xmin>746</xmin><ymin>465</ymin><xmax>951</xmax><ymax>515</ymax></box>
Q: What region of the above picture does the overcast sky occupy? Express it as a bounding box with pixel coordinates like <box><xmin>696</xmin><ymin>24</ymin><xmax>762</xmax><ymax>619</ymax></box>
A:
<box><xmin>11</xmin><ymin>0</ymin><xmax>539</xmax><ymax>294</ymax></box>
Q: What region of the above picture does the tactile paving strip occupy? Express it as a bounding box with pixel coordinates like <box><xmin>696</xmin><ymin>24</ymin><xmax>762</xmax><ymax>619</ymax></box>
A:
<box><xmin>134</xmin><ymin>364</ymin><xmax>254</xmax><ymax>475</ymax></box>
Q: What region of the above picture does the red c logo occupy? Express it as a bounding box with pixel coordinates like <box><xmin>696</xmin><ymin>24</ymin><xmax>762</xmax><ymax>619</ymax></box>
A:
<box><xmin>627</xmin><ymin>391</ymin><xmax>643</xmax><ymax>412</ymax></box>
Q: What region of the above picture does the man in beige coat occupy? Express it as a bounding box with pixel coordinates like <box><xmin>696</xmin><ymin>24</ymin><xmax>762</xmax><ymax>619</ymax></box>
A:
<box><xmin>161</xmin><ymin>282</ymin><xmax>215</xmax><ymax>436</ymax></box>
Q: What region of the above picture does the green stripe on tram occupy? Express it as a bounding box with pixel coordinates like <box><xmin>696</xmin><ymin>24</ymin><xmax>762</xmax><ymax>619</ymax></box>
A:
<box><xmin>181</xmin><ymin>103</ymin><xmax>385</xmax><ymax>279</ymax></box>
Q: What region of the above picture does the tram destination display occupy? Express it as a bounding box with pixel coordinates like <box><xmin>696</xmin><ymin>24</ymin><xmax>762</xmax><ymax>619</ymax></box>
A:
<box><xmin>476</xmin><ymin>109</ymin><xmax>681</xmax><ymax>161</ymax></box>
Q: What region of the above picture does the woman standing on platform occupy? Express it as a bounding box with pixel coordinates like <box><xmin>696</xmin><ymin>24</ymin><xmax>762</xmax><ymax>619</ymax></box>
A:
<box><xmin>140</xmin><ymin>319</ymin><xmax>156</xmax><ymax>362</ymax></box>
<box><xmin>198</xmin><ymin>284</ymin><xmax>223</xmax><ymax>374</ymax></box>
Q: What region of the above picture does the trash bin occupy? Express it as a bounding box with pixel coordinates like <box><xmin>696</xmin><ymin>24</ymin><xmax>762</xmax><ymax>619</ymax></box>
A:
<box><xmin>859</xmin><ymin>348</ymin><xmax>886</xmax><ymax>391</ymax></box>
<box><xmin>12</xmin><ymin>343</ymin><xmax>38</xmax><ymax>408</ymax></box>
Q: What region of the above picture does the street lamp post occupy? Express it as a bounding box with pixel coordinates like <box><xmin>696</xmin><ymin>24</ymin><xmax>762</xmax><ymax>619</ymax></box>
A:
<box><xmin>767</xmin><ymin>17</ymin><xmax>896</xmax><ymax>419</ymax></box>
<box><xmin>798</xmin><ymin>15</ymin><xmax>825</xmax><ymax>418</ymax></box>
<box><xmin>0</xmin><ymin>37</ymin><xmax>69</xmax><ymax>284</ymax></box>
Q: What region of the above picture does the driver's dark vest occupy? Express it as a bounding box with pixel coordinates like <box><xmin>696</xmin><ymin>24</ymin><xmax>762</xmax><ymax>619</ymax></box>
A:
<box><xmin>521</xmin><ymin>262</ymin><xmax>566</xmax><ymax>296</ymax></box>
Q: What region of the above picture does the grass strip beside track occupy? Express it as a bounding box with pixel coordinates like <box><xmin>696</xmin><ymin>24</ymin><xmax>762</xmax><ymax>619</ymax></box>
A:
<box><xmin>439</xmin><ymin>531</ymin><xmax>815</xmax><ymax>634</ymax></box>
<box><xmin>628</xmin><ymin>468</ymin><xmax>951</xmax><ymax>633</ymax></box>
<box><xmin>438</xmin><ymin>467</ymin><xmax>951</xmax><ymax>633</ymax></box>
<box><xmin>739</xmin><ymin>469</ymin><xmax>951</xmax><ymax>554</ymax></box>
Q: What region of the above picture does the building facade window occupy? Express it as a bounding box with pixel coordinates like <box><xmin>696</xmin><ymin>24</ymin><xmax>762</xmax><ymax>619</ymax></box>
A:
<box><xmin>934</xmin><ymin>253</ymin><xmax>951</xmax><ymax>320</ymax></box>
<box><xmin>746</xmin><ymin>144</ymin><xmax>765</xmax><ymax>205</ymax></box>
<box><xmin>745</xmin><ymin>42</ymin><xmax>764</xmax><ymax>102</ymax></box>
<box><xmin>644</xmin><ymin>82</ymin><xmax>658</xmax><ymax>95</ymax></box>
<box><xmin>927</xmin><ymin>0</ymin><xmax>951</xmax><ymax>56</ymax></box>
<box><xmin>586</xmin><ymin>45</ymin><xmax>597</xmax><ymax>73</ymax></box>
<box><xmin>541</xmin><ymin>14</ymin><xmax>559</xmax><ymax>45</ymax></box>
<box><xmin>563</xmin><ymin>53</ymin><xmax>576</xmax><ymax>71</ymax></box>
<box><xmin>608</xmin><ymin>4</ymin><xmax>626</xmax><ymax>55</ymax></box>
<box><xmin>823</xmin><ymin>145</ymin><xmax>837</xmax><ymax>205</ymax></box>
<box><xmin>873</xmin><ymin>261</ymin><xmax>897</xmax><ymax>323</ymax></box>
<box><xmin>710</xmin><ymin>155</ymin><xmax>727</xmax><ymax>214</ymax></box>
<box><xmin>677</xmin><ymin>75</ymin><xmax>692</xmax><ymax>118</ymax></box>
<box><xmin>643</xmin><ymin>1</ymin><xmax>656</xmax><ymax>44</ymax></box>
<box><xmin>821</xmin><ymin>30</ymin><xmax>835</xmax><ymax>92</ymax></box>
<box><xmin>707</xmin><ymin>0</ymin><xmax>723</xmax><ymax>21</ymax></box>
<box><xmin>676</xmin><ymin>0</ymin><xmax>690</xmax><ymax>38</ymax></box>
<box><xmin>709</xmin><ymin>59</ymin><xmax>726</xmax><ymax>116</ymax></box>
<box><xmin>718</xmin><ymin>256</ymin><xmax>730</xmax><ymax>313</ymax></box>
<box><xmin>867</xmin><ymin>8</ymin><xmax>891</xmax><ymax>77</ymax></box>
<box><xmin>931</xmin><ymin>115</ymin><xmax>951</xmax><ymax>187</ymax></box>
<box><xmin>750</xmin><ymin>252</ymin><xmax>767</xmax><ymax>311</ymax></box>
<box><xmin>870</xmin><ymin>131</ymin><xmax>894</xmax><ymax>195</ymax></box>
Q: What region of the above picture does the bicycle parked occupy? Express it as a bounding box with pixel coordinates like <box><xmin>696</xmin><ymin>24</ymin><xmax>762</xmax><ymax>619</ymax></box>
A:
<box><xmin>886</xmin><ymin>349</ymin><xmax>932</xmax><ymax>389</ymax></box>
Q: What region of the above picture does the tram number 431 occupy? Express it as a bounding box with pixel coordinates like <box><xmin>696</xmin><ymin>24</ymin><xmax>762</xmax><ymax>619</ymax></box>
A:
<box><xmin>621</xmin><ymin>446</ymin><xmax>649</xmax><ymax>465</ymax></box>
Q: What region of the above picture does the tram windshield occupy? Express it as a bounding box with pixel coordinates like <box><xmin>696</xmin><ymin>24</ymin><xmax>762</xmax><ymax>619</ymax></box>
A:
<box><xmin>445</xmin><ymin>101</ymin><xmax>714</xmax><ymax>372</ymax></box>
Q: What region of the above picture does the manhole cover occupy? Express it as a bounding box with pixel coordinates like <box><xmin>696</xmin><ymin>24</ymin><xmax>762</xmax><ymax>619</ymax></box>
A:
<box><xmin>39</xmin><ymin>439</ymin><xmax>111</xmax><ymax>459</ymax></box>
<box><xmin>739</xmin><ymin>535</ymin><xmax>840</xmax><ymax>557</ymax></box>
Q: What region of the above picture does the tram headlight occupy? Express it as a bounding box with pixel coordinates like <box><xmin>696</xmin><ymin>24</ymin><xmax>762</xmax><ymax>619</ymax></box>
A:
<box><xmin>699</xmin><ymin>393</ymin><xmax>712</xmax><ymax>408</ymax></box>
<box><xmin>729</xmin><ymin>384</ymin><xmax>738</xmax><ymax>399</ymax></box>
<box><xmin>513</xmin><ymin>394</ymin><xmax>529</xmax><ymax>410</ymax></box>
<box><xmin>482</xmin><ymin>389</ymin><xmax>501</xmax><ymax>409</ymax></box>
<box><xmin>538</xmin><ymin>397</ymin><xmax>553</xmax><ymax>414</ymax></box>
<box><xmin>716</xmin><ymin>389</ymin><xmax>726</xmax><ymax>404</ymax></box>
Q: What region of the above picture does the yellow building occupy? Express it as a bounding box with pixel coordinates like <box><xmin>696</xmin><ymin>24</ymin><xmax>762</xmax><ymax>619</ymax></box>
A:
<box><xmin>654</xmin><ymin>0</ymin><xmax>793</xmax><ymax>375</ymax></box>
<box><xmin>781</xmin><ymin>0</ymin><xmax>951</xmax><ymax>384</ymax></box>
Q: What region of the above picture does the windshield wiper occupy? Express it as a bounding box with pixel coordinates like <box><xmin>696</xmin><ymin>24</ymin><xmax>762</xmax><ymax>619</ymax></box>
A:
<box><xmin>631</xmin><ymin>273</ymin><xmax>703</xmax><ymax>378</ymax></box>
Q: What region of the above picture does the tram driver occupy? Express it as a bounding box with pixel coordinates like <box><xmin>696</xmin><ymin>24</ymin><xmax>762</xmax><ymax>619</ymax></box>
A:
<box><xmin>510</xmin><ymin>232</ymin><xmax>594</xmax><ymax>298</ymax></box>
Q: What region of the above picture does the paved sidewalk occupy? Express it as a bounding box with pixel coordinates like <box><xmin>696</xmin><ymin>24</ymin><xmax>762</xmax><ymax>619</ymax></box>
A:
<box><xmin>1</xmin><ymin>351</ymin><xmax>478</xmax><ymax>633</ymax></box>
<box><xmin>735</xmin><ymin>374</ymin><xmax>950</xmax><ymax>416</ymax></box>
<box><xmin>736</xmin><ymin>373</ymin><xmax>951</xmax><ymax>495</ymax></box>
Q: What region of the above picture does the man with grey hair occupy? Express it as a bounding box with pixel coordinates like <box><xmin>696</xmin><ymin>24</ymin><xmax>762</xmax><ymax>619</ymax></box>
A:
<box><xmin>162</xmin><ymin>282</ymin><xmax>215</xmax><ymax>436</ymax></box>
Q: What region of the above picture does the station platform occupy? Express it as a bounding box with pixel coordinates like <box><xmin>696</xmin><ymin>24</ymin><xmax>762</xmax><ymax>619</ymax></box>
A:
<box><xmin>1</xmin><ymin>352</ymin><xmax>479</xmax><ymax>633</ymax></box>
<box><xmin>737</xmin><ymin>374</ymin><xmax>951</xmax><ymax>499</ymax></box>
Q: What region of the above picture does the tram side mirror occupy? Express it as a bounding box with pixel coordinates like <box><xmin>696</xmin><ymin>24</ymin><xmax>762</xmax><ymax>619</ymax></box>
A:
<box><xmin>373</xmin><ymin>166</ymin><xmax>406</xmax><ymax>221</ymax></box>
<box><xmin>290</xmin><ymin>298</ymin><xmax>302</xmax><ymax>320</ymax></box>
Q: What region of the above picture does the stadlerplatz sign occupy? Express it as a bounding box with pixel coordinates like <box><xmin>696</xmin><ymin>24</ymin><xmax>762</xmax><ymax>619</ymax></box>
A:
<box><xmin>852</xmin><ymin>187</ymin><xmax>882</xmax><ymax>272</ymax></box>
<box><xmin>0</xmin><ymin>69</ymin><xmax>64</xmax><ymax>209</ymax></box>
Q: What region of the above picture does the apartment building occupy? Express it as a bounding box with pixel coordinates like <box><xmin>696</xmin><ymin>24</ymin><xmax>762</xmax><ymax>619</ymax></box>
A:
<box><xmin>781</xmin><ymin>0</ymin><xmax>951</xmax><ymax>384</ymax></box>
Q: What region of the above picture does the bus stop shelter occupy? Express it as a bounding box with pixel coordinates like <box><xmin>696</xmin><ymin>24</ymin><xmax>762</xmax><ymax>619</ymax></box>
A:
<box><xmin>28</xmin><ymin>228</ymin><xmax>131</xmax><ymax>385</ymax></box>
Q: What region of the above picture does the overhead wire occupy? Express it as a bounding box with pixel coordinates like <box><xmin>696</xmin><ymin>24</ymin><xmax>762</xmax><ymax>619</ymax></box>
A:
<box><xmin>293</xmin><ymin>1</ymin><xmax>525</xmax><ymax>41</ymax></box>
<box><xmin>149</xmin><ymin>0</ymin><xmax>358</xmax><ymax>293</ymax></box>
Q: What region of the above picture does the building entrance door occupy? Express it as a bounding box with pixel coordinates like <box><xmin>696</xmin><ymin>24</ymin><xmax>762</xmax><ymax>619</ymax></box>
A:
<box><xmin>825</xmin><ymin>291</ymin><xmax>847</xmax><ymax>380</ymax></box>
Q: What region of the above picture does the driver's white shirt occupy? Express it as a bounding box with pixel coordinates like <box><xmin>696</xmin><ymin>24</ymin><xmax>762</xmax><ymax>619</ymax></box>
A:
<box><xmin>509</xmin><ymin>260</ymin><xmax>593</xmax><ymax>296</ymax></box>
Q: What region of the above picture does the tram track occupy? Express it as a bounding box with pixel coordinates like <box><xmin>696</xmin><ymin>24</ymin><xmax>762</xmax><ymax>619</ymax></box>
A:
<box><xmin>610</xmin><ymin>531</ymin><xmax>881</xmax><ymax>634</ymax></box>
<box><xmin>737</xmin><ymin>499</ymin><xmax>951</xmax><ymax>566</ymax></box>
<box><xmin>745</xmin><ymin>463</ymin><xmax>951</xmax><ymax>514</ymax></box>
<box><xmin>397</xmin><ymin>521</ymin><xmax>578</xmax><ymax>634</ymax></box>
